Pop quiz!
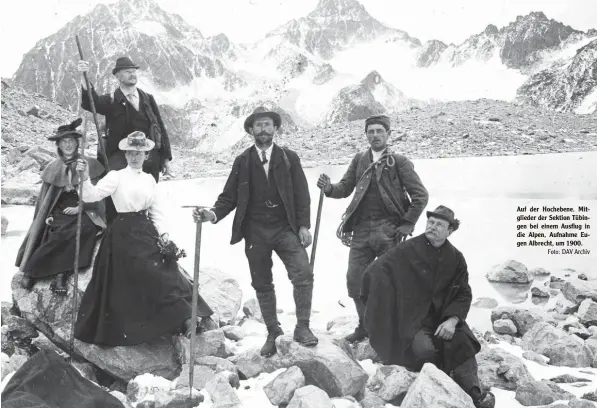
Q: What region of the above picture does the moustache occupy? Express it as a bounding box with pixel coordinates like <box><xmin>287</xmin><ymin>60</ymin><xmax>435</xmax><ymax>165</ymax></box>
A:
<box><xmin>256</xmin><ymin>131</ymin><xmax>273</xmax><ymax>137</ymax></box>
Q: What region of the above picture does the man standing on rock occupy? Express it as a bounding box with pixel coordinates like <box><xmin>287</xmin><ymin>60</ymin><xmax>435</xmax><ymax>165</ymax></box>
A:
<box><xmin>192</xmin><ymin>107</ymin><xmax>318</xmax><ymax>357</ymax></box>
<box><xmin>361</xmin><ymin>205</ymin><xmax>495</xmax><ymax>408</ymax></box>
<box><xmin>317</xmin><ymin>114</ymin><xmax>428</xmax><ymax>343</ymax></box>
<box><xmin>77</xmin><ymin>57</ymin><xmax>172</xmax><ymax>174</ymax></box>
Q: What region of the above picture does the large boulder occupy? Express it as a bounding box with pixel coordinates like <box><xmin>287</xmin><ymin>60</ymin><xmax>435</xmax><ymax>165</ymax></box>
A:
<box><xmin>231</xmin><ymin>334</ymin><xmax>368</xmax><ymax>398</ymax></box>
<box><xmin>515</xmin><ymin>380</ymin><xmax>574</xmax><ymax>406</ymax></box>
<box><xmin>287</xmin><ymin>385</ymin><xmax>333</xmax><ymax>408</ymax></box>
<box><xmin>400</xmin><ymin>363</ymin><xmax>475</xmax><ymax>408</ymax></box>
<box><xmin>563</xmin><ymin>280</ymin><xmax>597</xmax><ymax>304</ymax></box>
<box><xmin>522</xmin><ymin>322</ymin><xmax>593</xmax><ymax>367</ymax></box>
<box><xmin>578</xmin><ymin>299</ymin><xmax>597</xmax><ymax>326</ymax></box>
<box><xmin>490</xmin><ymin>307</ymin><xmax>553</xmax><ymax>335</ymax></box>
<box><xmin>264</xmin><ymin>366</ymin><xmax>306</xmax><ymax>406</ymax></box>
<box><xmin>326</xmin><ymin>315</ymin><xmax>359</xmax><ymax>337</ymax></box>
<box><xmin>476</xmin><ymin>346</ymin><xmax>535</xmax><ymax>391</ymax></box>
<box><xmin>366</xmin><ymin>365</ymin><xmax>417</xmax><ymax>402</ymax></box>
<box><xmin>486</xmin><ymin>260</ymin><xmax>533</xmax><ymax>284</ymax></box>
<box><xmin>11</xmin><ymin>246</ymin><xmax>234</xmax><ymax>382</ymax></box>
<box><xmin>205</xmin><ymin>371</ymin><xmax>242</xmax><ymax>408</ymax></box>
<box><xmin>176</xmin><ymin>356</ymin><xmax>239</xmax><ymax>389</ymax></box>
<box><xmin>199</xmin><ymin>267</ymin><xmax>242</xmax><ymax>325</ymax></box>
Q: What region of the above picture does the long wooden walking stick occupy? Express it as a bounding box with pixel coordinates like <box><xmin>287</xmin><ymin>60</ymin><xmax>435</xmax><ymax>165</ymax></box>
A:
<box><xmin>68</xmin><ymin>115</ymin><xmax>88</xmax><ymax>364</ymax></box>
<box><xmin>75</xmin><ymin>35</ymin><xmax>110</xmax><ymax>170</ymax></box>
<box><xmin>310</xmin><ymin>188</ymin><xmax>325</xmax><ymax>271</ymax></box>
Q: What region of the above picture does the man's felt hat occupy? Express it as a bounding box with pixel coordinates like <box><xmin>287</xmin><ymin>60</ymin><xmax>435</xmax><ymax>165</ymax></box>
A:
<box><xmin>118</xmin><ymin>131</ymin><xmax>155</xmax><ymax>152</ymax></box>
<box><xmin>112</xmin><ymin>57</ymin><xmax>140</xmax><ymax>75</ymax></box>
<box><xmin>48</xmin><ymin>118</ymin><xmax>83</xmax><ymax>141</ymax></box>
<box><xmin>243</xmin><ymin>106</ymin><xmax>282</xmax><ymax>134</ymax></box>
<box><xmin>365</xmin><ymin>115</ymin><xmax>391</xmax><ymax>132</ymax></box>
<box><xmin>426</xmin><ymin>205</ymin><xmax>460</xmax><ymax>231</ymax></box>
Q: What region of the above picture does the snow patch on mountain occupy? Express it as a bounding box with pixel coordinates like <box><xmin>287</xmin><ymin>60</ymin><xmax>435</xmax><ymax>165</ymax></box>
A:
<box><xmin>133</xmin><ymin>21</ymin><xmax>167</xmax><ymax>36</ymax></box>
<box><xmin>576</xmin><ymin>87</ymin><xmax>597</xmax><ymax>114</ymax></box>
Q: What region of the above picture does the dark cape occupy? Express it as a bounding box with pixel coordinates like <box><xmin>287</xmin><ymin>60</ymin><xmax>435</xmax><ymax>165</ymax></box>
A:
<box><xmin>74</xmin><ymin>211</ymin><xmax>213</xmax><ymax>346</ymax></box>
<box><xmin>361</xmin><ymin>234</ymin><xmax>480</xmax><ymax>372</ymax></box>
<box><xmin>15</xmin><ymin>157</ymin><xmax>106</xmax><ymax>277</ymax></box>
<box><xmin>0</xmin><ymin>350</ymin><xmax>124</xmax><ymax>408</ymax></box>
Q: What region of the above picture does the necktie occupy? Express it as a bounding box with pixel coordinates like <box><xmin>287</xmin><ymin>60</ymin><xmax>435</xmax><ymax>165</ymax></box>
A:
<box><xmin>127</xmin><ymin>93</ymin><xmax>138</xmax><ymax>110</ymax></box>
<box><xmin>261</xmin><ymin>150</ymin><xmax>268</xmax><ymax>165</ymax></box>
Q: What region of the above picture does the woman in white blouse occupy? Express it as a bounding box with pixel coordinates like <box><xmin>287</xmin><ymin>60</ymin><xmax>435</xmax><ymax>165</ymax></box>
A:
<box><xmin>73</xmin><ymin>131</ymin><xmax>214</xmax><ymax>346</ymax></box>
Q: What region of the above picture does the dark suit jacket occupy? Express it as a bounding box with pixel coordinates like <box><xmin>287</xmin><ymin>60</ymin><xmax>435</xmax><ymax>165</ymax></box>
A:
<box><xmin>81</xmin><ymin>86</ymin><xmax>172</xmax><ymax>167</ymax></box>
<box><xmin>212</xmin><ymin>144</ymin><xmax>311</xmax><ymax>245</ymax></box>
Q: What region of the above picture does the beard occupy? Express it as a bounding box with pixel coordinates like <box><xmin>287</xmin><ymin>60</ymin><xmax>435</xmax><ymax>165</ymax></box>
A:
<box><xmin>254</xmin><ymin>131</ymin><xmax>273</xmax><ymax>147</ymax></box>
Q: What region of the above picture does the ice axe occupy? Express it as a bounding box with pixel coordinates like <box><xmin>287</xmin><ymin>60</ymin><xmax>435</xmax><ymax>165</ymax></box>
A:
<box><xmin>181</xmin><ymin>205</ymin><xmax>212</xmax><ymax>397</ymax></box>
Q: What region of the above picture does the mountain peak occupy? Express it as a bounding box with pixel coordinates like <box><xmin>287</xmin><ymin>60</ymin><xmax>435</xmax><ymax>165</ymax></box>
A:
<box><xmin>309</xmin><ymin>0</ymin><xmax>371</xmax><ymax>21</ymax></box>
<box><xmin>361</xmin><ymin>70</ymin><xmax>383</xmax><ymax>87</ymax></box>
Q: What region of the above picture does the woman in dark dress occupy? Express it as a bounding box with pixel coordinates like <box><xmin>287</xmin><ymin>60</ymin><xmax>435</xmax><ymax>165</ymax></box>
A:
<box><xmin>16</xmin><ymin>119</ymin><xmax>106</xmax><ymax>295</ymax></box>
<box><xmin>73</xmin><ymin>131</ymin><xmax>214</xmax><ymax>346</ymax></box>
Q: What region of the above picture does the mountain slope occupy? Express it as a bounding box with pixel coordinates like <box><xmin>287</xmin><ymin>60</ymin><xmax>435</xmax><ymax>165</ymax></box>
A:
<box><xmin>516</xmin><ymin>39</ymin><xmax>597</xmax><ymax>113</ymax></box>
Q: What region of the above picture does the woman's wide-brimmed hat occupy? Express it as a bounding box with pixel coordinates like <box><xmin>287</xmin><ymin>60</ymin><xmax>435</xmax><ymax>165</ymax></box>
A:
<box><xmin>48</xmin><ymin>118</ymin><xmax>83</xmax><ymax>141</ymax></box>
<box><xmin>112</xmin><ymin>56</ymin><xmax>140</xmax><ymax>75</ymax></box>
<box><xmin>426</xmin><ymin>205</ymin><xmax>460</xmax><ymax>231</ymax></box>
<box><xmin>118</xmin><ymin>131</ymin><xmax>155</xmax><ymax>152</ymax></box>
<box><xmin>243</xmin><ymin>106</ymin><xmax>282</xmax><ymax>134</ymax></box>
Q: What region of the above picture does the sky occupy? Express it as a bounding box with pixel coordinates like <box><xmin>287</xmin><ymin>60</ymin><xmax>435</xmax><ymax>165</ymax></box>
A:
<box><xmin>0</xmin><ymin>0</ymin><xmax>595</xmax><ymax>77</ymax></box>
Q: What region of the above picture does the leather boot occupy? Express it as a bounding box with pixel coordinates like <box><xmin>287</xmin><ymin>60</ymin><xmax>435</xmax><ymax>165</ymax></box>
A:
<box><xmin>256</xmin><ymin>291</ymin><xmax>283</xmax><ymax>357</ymax></box>
<box><xmin>293</xmin><ymin>285</ymin><xmax>318</xmax><ymax>346</ymax></box>
<box><xmin>345</xmin><ymin>298</ymin><xmax>368</xmax><ymax>343</ymax></box>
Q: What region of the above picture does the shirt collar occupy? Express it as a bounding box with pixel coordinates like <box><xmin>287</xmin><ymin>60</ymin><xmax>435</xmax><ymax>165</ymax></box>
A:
<box><xmin>120</xmin><ymin>87</ymin><xmax>138</xmax><ymax>98</ymax></box>
<box><xmin>256</xmin><ymin>143</ymin><xmax>274</xmax><ymax>160</ymax></box>
<box><xmin>370</xmin><ymin>148</ymin><xmax>386</xmax><ymax>162</ymax></box>
<box><xmin>126</xmin><ymin>165</ymin><xmax>143</xmax><ymax>174</ymax></box>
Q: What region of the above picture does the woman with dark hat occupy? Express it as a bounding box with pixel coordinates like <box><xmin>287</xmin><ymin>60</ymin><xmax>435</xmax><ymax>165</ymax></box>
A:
<box><xmin>73</xmin><ymin>131</ymin><xmax>214</xmax><ymax>346</ymax></box>
<box><xmin>15</xmin><ymin>119</ymin><xmax>106</xmax><ymax>295</ymax></box>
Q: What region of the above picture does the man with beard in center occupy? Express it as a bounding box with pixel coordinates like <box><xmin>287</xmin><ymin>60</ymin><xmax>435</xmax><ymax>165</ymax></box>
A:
<box><xmin>193</xmin><ymin>107</ymin><xmax>317</xmax><ymax>357</ymax></box>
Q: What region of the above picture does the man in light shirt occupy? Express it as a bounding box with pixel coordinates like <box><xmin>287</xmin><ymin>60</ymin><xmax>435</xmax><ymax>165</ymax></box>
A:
<box><xmin>193</xmin><ymin>107</ymin><xmax>317</xmax><ymax>357</ymax></box>
<box><xmin>77</xmin><ymin>57</ymin><xmax>172</xmax><ymax>182</ymax></box>
<box><xmin>317</xmin><ymin>114</ymin><xmax>429</xmax><ymax>344</ymax></box>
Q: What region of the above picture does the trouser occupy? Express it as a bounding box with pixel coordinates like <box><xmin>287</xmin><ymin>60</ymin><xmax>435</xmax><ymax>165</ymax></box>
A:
<box><xmin>346</xmin><ymin>218</ymin><xmax>401</xmax><ymax>300</ymax></box>
<box><xmin>411</xmin><ymin>326</ymin><xmax>481</xmax><ymax>395</ymax></box>
<box><xmin>243</xmin><ymin>221</ymin><xmax>313</xmax><ymax>292</ymax></box>
<box><xmin>243</xmin><ymin>220</ymin><xmax>314</xmax><ymax>330</ymax></box>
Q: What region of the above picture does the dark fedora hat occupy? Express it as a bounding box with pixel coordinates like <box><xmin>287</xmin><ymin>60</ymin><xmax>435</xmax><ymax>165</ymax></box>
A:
<box><xmin>112</xmin><ymin>56</ymin><xmax>140</xmax><ymax>75</ymax></box>
<box><xmin>48</xmin><ymin>118</ymin><xmax>83</xmax><ymax>141</ymax></box>
<box><xmin>427</xmin><ymin>205</ymin><xmax>460</xmax><ymax>231</ymax></box>
<box><xmin>243</xmin><ymin>106</ymin><xmax>282</xmax><ymax>134</ymax></box>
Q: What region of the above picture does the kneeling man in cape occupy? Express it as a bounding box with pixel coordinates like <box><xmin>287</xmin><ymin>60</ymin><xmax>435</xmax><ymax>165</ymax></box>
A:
<box><xmin>361</xmin><ymin>205</ymin><xmax>495</xmax><ymax>408</ymax></box>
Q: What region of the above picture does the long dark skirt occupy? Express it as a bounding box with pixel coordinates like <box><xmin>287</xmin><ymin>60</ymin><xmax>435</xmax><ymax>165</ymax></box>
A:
<box><xmin>24</xmin><ymin>213</ymin><xmax>98</xmax><ymax>278</ymax></box>
<box><xmin>74</xmin><ymin>211</ymin><xmax>213</xmax><ymax>346</ymax></box>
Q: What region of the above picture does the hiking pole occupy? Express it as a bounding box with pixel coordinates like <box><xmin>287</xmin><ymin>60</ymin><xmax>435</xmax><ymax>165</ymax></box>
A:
<box><xmin>68</xmin><ymin>114</ymin><xmax>88</xmax><ymax>364</ymax></box>
<box><xmin>310</xmin><ymin>188</ymin><xmax>325</xmax><ymax>271</ymax></box>
<box><xmin>75</xmin><ymin>34</ymin><xmax>110</xmax><ymax>171</ymax></box>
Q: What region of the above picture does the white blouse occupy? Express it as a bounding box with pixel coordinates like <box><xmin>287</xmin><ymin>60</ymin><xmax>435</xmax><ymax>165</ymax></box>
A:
<box><xmin>81</xmin><ymin>166</ymin><xmax>168</xmax><ymax>236</ymax></box>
